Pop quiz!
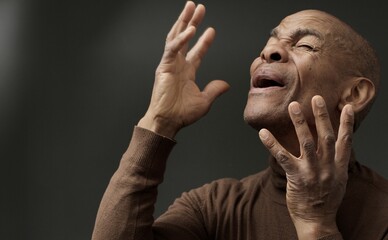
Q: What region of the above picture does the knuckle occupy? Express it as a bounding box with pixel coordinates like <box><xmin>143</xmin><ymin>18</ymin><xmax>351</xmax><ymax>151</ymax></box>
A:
<box><xmin>294</xmin><ymin>118</ymin><xmax>306</xmax><ymax>127</ymax></box>
<box><xmin>164</xmin><ymin>43</ymin><xmax>177</xmax><ymax>57</ymax></box>
<box><xmin>180</xmin><ymin>17</ymin><xmax>190</xmax><ymax>25</ymax></box>
<box><xmin>317</xmin><ymin>110</ymin><xmax>330</xmax><ymax>120</ymax></box>
<box><xmin>164</xmin><ymin>41</ymin><xmax>174</xmax><ymax>51</ymax></box>
<box><xmin>323</xmin><ymin>134</ymin><xmax>336</xmax><ymax>146</ymax></box>
<box><xmin>342</xmin><ymin>116</ymin><xmax>354</xmax><ymax>127</ymax></box>
<box><xmin>320</xmin><ymin>170</ymin><xmax>333</xmax><ymax>184</ymax></box>
<box><xmin>341</xmin><ymin>134</ymin><xmax>353</xmax><ymax>148</ymax></box>
<box><xmin>276</xmin><ymin>151</ymin><xmax>289</xmax><ymax>165</ymax></box>
<box><xmin>302</xmin><ymin>140</ymin><xmax>316</xmax><ymax>152</ymax></box>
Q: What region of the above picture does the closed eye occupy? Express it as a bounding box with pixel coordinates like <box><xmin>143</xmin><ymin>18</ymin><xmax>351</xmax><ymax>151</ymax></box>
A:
<box><xmin>296</xmin><ymin>44</ymin><xmax>315</xmax><ymax>51</ymax></box>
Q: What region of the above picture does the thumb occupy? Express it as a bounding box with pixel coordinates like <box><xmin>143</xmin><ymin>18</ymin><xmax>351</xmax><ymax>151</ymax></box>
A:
<box><xmin>203</xmin><ymin>80</ymin><xmax>230</xmax><ymax>103</ymax></box>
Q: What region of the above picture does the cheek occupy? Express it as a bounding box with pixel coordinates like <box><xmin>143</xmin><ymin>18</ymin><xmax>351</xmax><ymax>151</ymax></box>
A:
<box><xmin>297</xmin><ymin>64</ymin><xmax>319</xmax><ymax>90</ymax></box>
<box><xmin>295</xmin><ymin>55</ymin><xmax>316</xmax><ymax>77</ymax></box>
<box><xmin>297</xmin><ymin>58</ymin><xmax>331</xmax><ymax>91</ymax></box>
<box><xmin>250</xmin><ymin>57</ymin><xmax>262</xmax><ymax>75</ymax></box>
<box><xmin>299</xmin><ymin>64</ymin><xmax>342</xmax><ymax>111</ymax></box>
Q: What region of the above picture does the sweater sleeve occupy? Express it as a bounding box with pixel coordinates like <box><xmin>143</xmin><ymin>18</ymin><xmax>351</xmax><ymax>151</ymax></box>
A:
<box><xmin>92</xmin><ymin>126</ymin><xmax>177</xmax><ymax>240</ymax></box>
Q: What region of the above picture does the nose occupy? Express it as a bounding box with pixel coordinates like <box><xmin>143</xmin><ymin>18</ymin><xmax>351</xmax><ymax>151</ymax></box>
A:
<box><xmin>260</xmin><ymin>44</ymin><xmax>288</xmax><ymax>63</ymax></box>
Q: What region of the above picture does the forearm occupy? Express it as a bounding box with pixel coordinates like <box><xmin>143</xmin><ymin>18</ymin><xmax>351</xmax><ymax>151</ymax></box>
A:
<box><xmin>92</xmin><ymin>126</ymin><xmax>175</xmax><ymax>240</ymax></box>
<box><xmin>92</xmin><ymin>1</ymin><xmax>228</xmax><ymax>238</ymax></box>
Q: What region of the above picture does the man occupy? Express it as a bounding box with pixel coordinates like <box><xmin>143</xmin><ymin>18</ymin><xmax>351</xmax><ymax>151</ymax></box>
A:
<box><xmin>92</xmin><ymin>2</ymin><xmax>388</xmax><ymax>239</ymax></box>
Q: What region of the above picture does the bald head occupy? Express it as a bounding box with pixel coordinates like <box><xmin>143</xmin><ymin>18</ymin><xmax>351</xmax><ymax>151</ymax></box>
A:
<box><xmin>245</xmin><ymin>9</ymin><xmax>380</xmax><ymax>136</ymax></box>
<box><xmin>288</xmin><ymin>9</ymin><xmax>380</xmax><ymax>131</ymax></box>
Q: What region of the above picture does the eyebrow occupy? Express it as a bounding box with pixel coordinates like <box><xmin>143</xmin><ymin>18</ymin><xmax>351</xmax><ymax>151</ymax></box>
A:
<box><xmin>270</xmin><ymin>28</ymin><xmax>323</xmax><ymax>40</ymax></box>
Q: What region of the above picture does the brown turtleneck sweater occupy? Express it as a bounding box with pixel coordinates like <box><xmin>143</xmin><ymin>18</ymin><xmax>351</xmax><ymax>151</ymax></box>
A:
<box><xmin>92</xmin><ymin>127</ymin><xmax>388</xmax><ymax>240</ymax></box>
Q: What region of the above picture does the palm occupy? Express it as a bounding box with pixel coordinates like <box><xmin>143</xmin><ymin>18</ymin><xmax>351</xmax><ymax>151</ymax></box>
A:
<box><xmin>153</xmin><ymin>53</ymin><xmax>210</xmax><ymax>127</ymax></box>
<box><xmin>140</xmin><ymin>2</ymin><xmax>229</xmax><ymax>138</ymax></box>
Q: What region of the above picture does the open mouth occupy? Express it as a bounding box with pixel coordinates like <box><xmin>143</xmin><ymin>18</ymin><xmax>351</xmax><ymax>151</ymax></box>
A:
<box><xmin>253</xmin><ymin>78</ymin><xmax>285</xmax><ymax>88</ymax></box>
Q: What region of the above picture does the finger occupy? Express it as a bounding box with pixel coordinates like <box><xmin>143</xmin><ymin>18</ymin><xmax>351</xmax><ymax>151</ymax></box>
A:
<box><xmin>188</xmin><ymin>4</ymin><xmax>206</xmax><ymax>28</ymax></box>
<box><xmin>335</xmin><ymin>104</ymin><xmax>354</xmax><ymax>174</ymax></box>
<box><xmin>161</xmin><ymin>26</ymin><xmax>196</xmax><ymax>65</ymax></box>
<box><xmin>166</xmin><ymin>1</ymin><xmax>196</xmax><ymax>42</ymax></box>
<box><xmin>259</xmin><ymin>128</ymin><xmax>297</xmax><ymax>175</ymax></box>
<box><xmin>202</xmin><ymin>80</ymin><xmax>230</xmax><ymax>103</ymax></box>
<box><xmin>288</xmin><ymin>102</ymin><xmax>316</xmax><ymax>162</ymax></box>
<box><xmin>186</xmin><ymin>27</ymin><xmax>216</xmax><ymax>70</ymax></box>
<box><xmin>181</xmin><ymin>4</ymin><xmax>206</xmax><ymax>55</ymax></box>
<box><xmin>312</xmin><ymin>95</ymin><xmax>335</xmax><ymax>164</ymax></box>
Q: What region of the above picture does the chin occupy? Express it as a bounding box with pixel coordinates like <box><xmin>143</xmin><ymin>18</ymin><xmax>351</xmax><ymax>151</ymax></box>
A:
<box><xmin>243</xmin><ymin>106</ymin><xmax>270</xmax><ymax>131</ymax></box>
<box><xmin>243</xmin><ymin>104</ymin><xmax>293</xmax><ymax>136</ymax></box>
<box><xmin>244</xmin><ymin>112</ymin><xmax>271</xmax><ymax>131</ymax></box>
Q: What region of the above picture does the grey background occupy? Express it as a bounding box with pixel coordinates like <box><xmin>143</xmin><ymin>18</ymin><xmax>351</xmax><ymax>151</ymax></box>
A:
<box><xmin>1</xmin><ymin>0</ymin><xmax>387</xmax><ymax>239</ymax></box>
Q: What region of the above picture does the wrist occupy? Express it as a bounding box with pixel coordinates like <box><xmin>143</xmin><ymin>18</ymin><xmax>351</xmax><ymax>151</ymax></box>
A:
<box><xmin>293</xmin><ymin>218</ymin><xmax>340</xmax><ymax>240</ymax></box>
<box><xmin>138</xmin><ymin>113</ymin><xmax>180</xmax><ymax>139</ymax></box>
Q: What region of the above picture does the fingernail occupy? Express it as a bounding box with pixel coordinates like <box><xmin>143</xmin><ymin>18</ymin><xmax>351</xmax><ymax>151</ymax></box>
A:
<box><xmin>259</xmin><ymin>129</ymin><xmax>269</xmax><ymax>140</ymax></box>
<box><xmin>315</xmin><ymin>96</ymin><xmax>325</xmax><ymax>107</ymax></box>
<box><xmin>290</xmin><ymin>103</ymin><xmax>301</xmax><ymax>114</ymax></box>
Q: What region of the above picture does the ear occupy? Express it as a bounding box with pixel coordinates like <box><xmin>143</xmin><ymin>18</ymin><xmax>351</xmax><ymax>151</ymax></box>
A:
<box><xmin>338</xmin><ymin>77</ymin><xmax>375</xmax><ymax>113</ymax></box>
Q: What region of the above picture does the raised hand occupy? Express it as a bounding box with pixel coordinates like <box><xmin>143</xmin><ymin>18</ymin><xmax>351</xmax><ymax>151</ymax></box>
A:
<box><xmin>259</xmin><ymin>95</ymin><xmax>354</xmax><ymax>239</ymax></box>
<box><xmin>138</xmin><ymin>1</ymin><xmax>230</xmax><ymax>138</ymax></box>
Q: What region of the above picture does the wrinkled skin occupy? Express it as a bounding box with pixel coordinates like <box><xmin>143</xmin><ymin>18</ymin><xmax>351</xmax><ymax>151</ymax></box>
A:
<box><xmin>139</xmin><ymin>4</ymin><xmax>358</xmax><ymax>239</ymax></box>
<box><xmin>259</xmin><ymin>97</ymin><xmax>354</xmax><ymax>239</ymax></box>
<box><xmin>138</xmin><ymin>2</ymin><xmax>229</xmax><ymax>138</ymax></box>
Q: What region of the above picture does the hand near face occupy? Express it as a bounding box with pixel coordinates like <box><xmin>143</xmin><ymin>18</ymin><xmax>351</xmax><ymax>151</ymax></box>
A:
<box><xmin>259</xmin><ymin>95</ymin><xmax>354</xmax><ymax>239</ymax></box>
<box><xmin>138</xmin><ymin>1</ymin><xmax>230</xmax><ymax>138</ymax></box>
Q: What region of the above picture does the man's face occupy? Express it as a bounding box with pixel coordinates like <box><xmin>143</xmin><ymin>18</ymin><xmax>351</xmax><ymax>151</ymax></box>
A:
<box><xmin>244</xmin><ymin>10</ymin><xmax>346</xmax><ymax>134</ymax></box>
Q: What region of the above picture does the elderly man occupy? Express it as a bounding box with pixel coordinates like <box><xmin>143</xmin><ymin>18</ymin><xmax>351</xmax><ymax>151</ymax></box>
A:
<box><xmin>92</xmin><ymin>2</ymin><xmax>387</xmax><ymax>239</ymax></box>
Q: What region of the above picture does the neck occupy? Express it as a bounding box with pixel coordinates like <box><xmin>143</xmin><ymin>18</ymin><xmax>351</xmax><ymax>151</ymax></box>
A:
<box><xmin>265</xmin><ymin>126</ymin><xmax>316</xmax><ymax>179</ymax></box>
<box><xmin>273</xmin><ymin>128</ymin><xmax>304</xmax><ymax>157</ymax></box>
